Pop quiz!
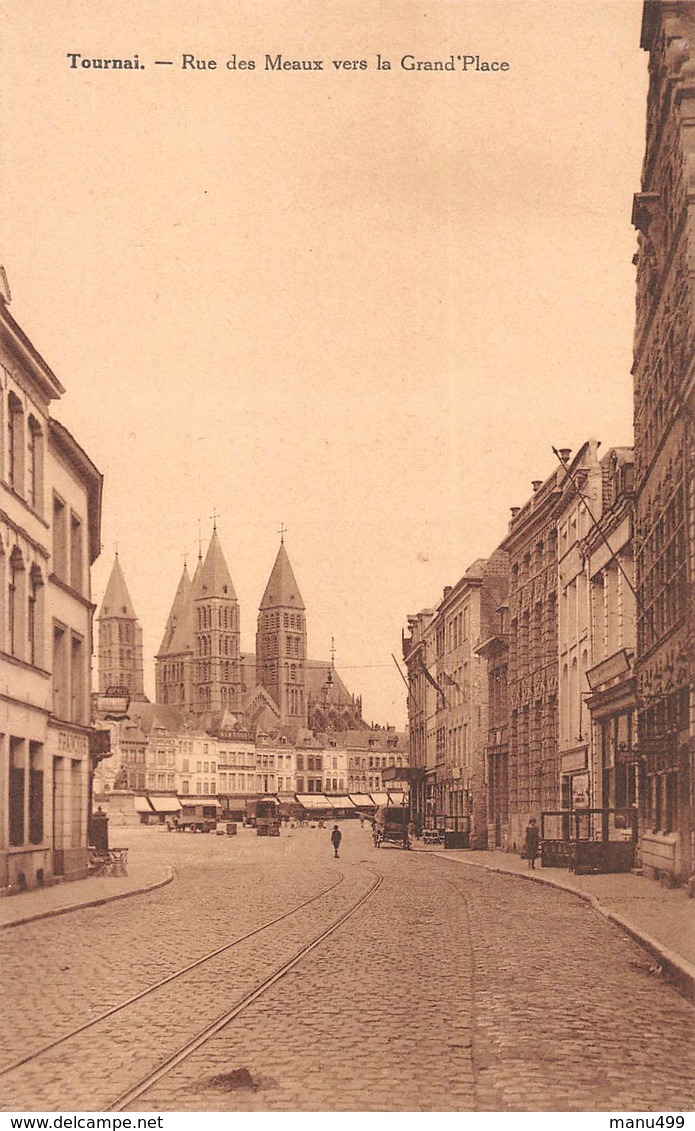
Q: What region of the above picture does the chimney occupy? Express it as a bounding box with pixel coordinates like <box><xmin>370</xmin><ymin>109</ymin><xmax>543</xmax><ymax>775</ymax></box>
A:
<box><xmin>559</xmin><ymin>448</ymin><xmax>572</xmax><ymax>463</ymax></box>
<box><xmin>532</xmin><ymin>480</ymin><xmax>542</xmax><ymax>492</ymax></box>
<box><xmin>510</xmin><ymin>506</ymin><xmax>521</xmax><ymax>517</ymax></box>
<box><xmin>443</xmin><ymin>586</ymin><xmax>452</xmax><ymax>599</ymax></box>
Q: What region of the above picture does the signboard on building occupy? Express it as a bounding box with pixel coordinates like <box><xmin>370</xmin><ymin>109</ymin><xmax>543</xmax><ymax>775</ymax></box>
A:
<box><xmin>561</xmin><ymin>748</ymin><xmax>588</xmax><ymax>774</ymax></box>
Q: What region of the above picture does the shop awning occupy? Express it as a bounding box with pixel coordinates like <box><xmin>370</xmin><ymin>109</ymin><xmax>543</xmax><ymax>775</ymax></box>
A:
<box><xmin>326</xmin><ymin>796</ymin><xmax>356</xmax><ymax>808</ymax></box>
<box><xmin>349</xmin><ymin>794</ymin><xmax>377</xmax><ymax>807</ymax></box>
<box><xmin>295</xmin><ymin>794</ymin><xmax>332</xmax><ymax>810</ymax></box>
<box><xmin>149</xmin><ymin>796</ymin><xmax>182</xmax><ymax>813</ymax></box>
<box><xmin>134</xmin><ymin>796</ymin><xmax>154</xmax><ymax>813</ymax></box>
<box><xmin>386</xmin><ymin>792</ymin><xmax>408</xmax><ymax>806</ymax></box>
<box><xmin>369</xmin><ymin>792</ymin><xmax>390</xmax><ymax>806</ymax></box>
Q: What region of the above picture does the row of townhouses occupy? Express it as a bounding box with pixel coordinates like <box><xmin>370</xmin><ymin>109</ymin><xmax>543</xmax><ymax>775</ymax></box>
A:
<box><xmin>94</xmin><ymin>712</ymin><xmax>409</xmax><ymax>825</ymax></box>
<box><xmin>0</xmin><ymin>288</ymin><xmax>103</xmax><ymax>893</ymax></box>
<box><xmin>403</xmin><ymin>2</ymin><xmax>695</xmax><ymax>884</ymax></box>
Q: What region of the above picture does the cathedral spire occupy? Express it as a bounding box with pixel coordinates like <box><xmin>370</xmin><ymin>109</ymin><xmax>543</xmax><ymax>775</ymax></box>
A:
<box><xmin>99</xmin><ymin>554</ymin><xmax>137</xmax><ymax>620</ymax></box>
<box><xmin>193</xmin><ymin>528</ymin><xmax>238</xmax><ymax>600</ymax></box>
<box><xmin>97</xmin><ymin>555</ymin><xmax>146</xmax><ymax>700</ymax></box>
<box><xmin>256</xmin><ymin>540</ymin><xmax>307</xmax><ymax>726</ymax></box>
<box><xmin>259</xmin><ymin>540</ymin><xmax>305</xmax><ymax>611</ymax></box>
<box><xmin>157</xmin><ymin>560</ymin><xmax>192</xmax><ymax>655</ymax></box>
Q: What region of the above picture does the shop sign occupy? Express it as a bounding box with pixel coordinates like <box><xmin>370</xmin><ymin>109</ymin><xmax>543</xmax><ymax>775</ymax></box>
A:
<box><xmin>56</xmin><ymin>729</ymin><xmax>88</xmax><ymax>755</ymax></box>
<box><xmin>561</xmin><ymin>749</ymin><xmax>587</xmax><ymax>774</ymax></box>
<box><xmin>572</xmin><ymin>773</ymin><xmax>590</xmax><ymax>809</ymax></box>
<box><xmin>586</xmin><ymin>649</ymin><xmax>631</xmax><ymax>691</ymax></box>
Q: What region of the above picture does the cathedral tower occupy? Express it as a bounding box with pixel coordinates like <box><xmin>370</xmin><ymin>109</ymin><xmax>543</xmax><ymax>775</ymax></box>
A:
<box><xmin>192</xmin><ymin>528</ymin><xmax>242</xmax><ymax>714</ymax></box>
<box><xmin>97</xmin><ymin>555</ymin><xmax>146</xmax><ymax>700</ymax></box>
<box><xmin>155</xmin><ymin>560</ymin><xmax>194</xmax><ymax>710</ymax></box>
<box><xmin>256</xmin><ymin>538</ymin><xmax>307</xmax><ymax>727</ymax></box>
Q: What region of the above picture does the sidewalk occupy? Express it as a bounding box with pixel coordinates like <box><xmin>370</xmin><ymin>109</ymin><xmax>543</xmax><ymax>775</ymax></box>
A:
<box><xmin>428</xmin><ymin>844</ymin><xmax>695</xmax><ymax>1001</ymax></box>
<box><xmin>0</xmin><ymin>856</ymin><xmax>173</xmax><ymax>930</ymax></box>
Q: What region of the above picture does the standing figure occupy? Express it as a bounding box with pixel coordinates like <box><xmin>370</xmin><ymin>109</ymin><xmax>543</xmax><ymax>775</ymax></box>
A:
<box><xmin>523</xmin><ymin>817</ymin><xmax>540</xmax><ymax>870</ymax></box>
<box><xmin>331</xmin><ymin>824</ymin><xmax>342</xmax><ymax>859</ymax></box>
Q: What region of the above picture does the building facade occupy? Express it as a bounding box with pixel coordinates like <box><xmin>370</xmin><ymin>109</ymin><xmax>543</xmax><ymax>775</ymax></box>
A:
<box><xmin>632</xmin><ymin>1</ymin><xmax>695</xmax><ymax>881</ymax></box>
<box><xmin>584</xmin><ymin>450</ymin><xmax>640</xmax><ymax>839</ymax></box>
<box><xmin>475</xmin><ymin>600</ymin><xmax>510</xmax><ymax>849</ymax></box>
<box><xmin>1</xmin><ymin>295</ymin><xmax>102</xmax><ymax>892</ymax></box>
<box><xmin>403</xmin><ymin>554</ymin><xmax>508</xmax><ymax>845</ymax></box>
<box><xmin>556</xmin><ymin>440</ymin><xmax>603</xmax><ymax>821</ymax></box>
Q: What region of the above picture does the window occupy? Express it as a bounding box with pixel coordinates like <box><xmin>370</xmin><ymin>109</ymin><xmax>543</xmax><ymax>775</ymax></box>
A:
<box><xmin>196</xmin><ymin>780</ymin><xmax>202</xmax><ymax>793</ymax></box>
<box><xmin>9</xmin><ymin>737</ymin><xmax>25</xmax><ymax>846</ymax></box>
<box><xmin>53</xmin><ymin>623</ymin><xmax>69</xmax><ymax>718</ymax></box>
<box><xmin>181</xmin><ymin>780</ymin><xmax>190</xmax><ymax>794</ymax></box>
<box><xmin>8</xmin><ymin>547</ymin><xmax>25</xmax><ymax>659</ymax></box>
<box><xmin>27</xmin><ymin>416</ymin><xmax>43</xmax><ymax>512</ymax></box>
<box><xmin>70</xmin><ymin>514</ymin><xmax>83</xmax><ymax>593</ymax></box>
<box><xmin>8</xmin><ymin>392</ymin><xmax>24</xmax><ymax>494</ymax></box>
<box><xmin>53</xmin><ymin>495</ymin><xmax>68</xmax><ymax>580</ymax></box>
<box><xmin>71</xmin><ymin>633</ymin><xmax>85</xmax><ymax>724</ymax></box>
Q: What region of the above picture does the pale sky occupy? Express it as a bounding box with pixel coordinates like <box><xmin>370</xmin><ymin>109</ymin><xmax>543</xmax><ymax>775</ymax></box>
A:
<box><xmin>1</xmin><ymin>1</ymin><xmax>646</xmax><ymax>727</ymax></box>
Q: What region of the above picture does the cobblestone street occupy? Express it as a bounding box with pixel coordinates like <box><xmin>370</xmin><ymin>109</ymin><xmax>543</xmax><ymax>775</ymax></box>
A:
<box><xmin>2</xmin><ymin>824</ymin><xmax>694</xmax><ymax>1112</ymax></box>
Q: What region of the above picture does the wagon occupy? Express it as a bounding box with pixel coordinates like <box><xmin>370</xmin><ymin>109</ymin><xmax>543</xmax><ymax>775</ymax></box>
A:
<box><xmin>373</xmin><ymin>804</ymin><xmax>411</xmax><ymax>849</ymax></box>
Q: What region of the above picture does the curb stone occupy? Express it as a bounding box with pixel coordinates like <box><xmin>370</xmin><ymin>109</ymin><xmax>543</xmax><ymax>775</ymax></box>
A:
<box><xmin>0</xmin><ymin>865</ymin><xmax>174</xmax><ymax>930</ymax></box>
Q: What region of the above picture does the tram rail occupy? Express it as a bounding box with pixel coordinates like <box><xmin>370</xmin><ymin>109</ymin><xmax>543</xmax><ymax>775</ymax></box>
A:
<box><xmin>0</xmin><ymin>869</ymin><xmax>346</xmax><ymax>1079</ymax></box>
<box><xmin>1</xmin><ymin>865</ymin><xmax>384</xmax><ymax>1114</ymax></box>
<box><xmin>108</xmin><ymin>866</ymin><xmax>384</xmax><ymax>1112</ymax></box>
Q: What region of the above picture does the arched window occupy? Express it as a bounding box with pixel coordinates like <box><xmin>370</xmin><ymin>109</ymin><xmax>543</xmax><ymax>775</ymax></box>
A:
<box><xmin>27</xmin><ymin>415</ymin><xmax>43</xmax><ymax>513</ymax></box>
<box><xmin>7</xmin><ymin>392</ymin><xmax>24</xmax><ymax>495</ymax></box>
<box><xmin>9</xmin><ymin>546</ymin><xmax>26</xmax><ymax>659</ymax></box>
<box><xmin>28</xmin><ymin>564</ymin><xmax>44</xmax><ymax>666</ymax></box>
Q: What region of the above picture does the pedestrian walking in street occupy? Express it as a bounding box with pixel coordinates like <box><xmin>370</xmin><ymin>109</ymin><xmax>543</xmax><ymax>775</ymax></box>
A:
<box><xmin>523</xmin><ymin>817</ymin><xmax>540</xmax><ymax>869</ymax></box>
<box><xmin>331</xmin><ymin>824</ymin><xmax>342</xmax><ymax>859</ymax></box>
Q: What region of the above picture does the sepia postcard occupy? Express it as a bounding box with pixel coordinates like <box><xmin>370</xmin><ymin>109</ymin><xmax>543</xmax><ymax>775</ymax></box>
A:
<box><xmin>0</xmin><ymin>0</ymin><xmax>693</xmax><ymax>1124</ymax></box>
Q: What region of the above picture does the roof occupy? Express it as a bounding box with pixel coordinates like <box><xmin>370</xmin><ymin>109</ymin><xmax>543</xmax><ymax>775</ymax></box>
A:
<box><xmin>259</xmin><ymin>542</ymin><xmax>305</xmax><ymax>611</ymax></box>
<box><xmin>158</xmin><ymin>563</ymin><xmax>192</xmax><ymax>654</ymax></box>
<box><xmin>305</xmin><ymin>662</ymin><xmax>355</xmax><ymax>705</ymax></box>
<box><xmin>99</xmin><ymin>556</ymin><xmax>138</xmax><ymax>621</ymax></box>
<box><xmin>193</xmin><ymin>529</ymin><xmax>237</xmax><ymax>601</ymax></box>
<box><xmin>0</xmin><ymin>301</ymin><xmax>65</xmax><ymax>400</ymax></box>
<box><xmin>318</xmin><ymin>729</ymin><xmax>409</xmax><ymax>752</ymax></box>
<box><xmin>126</xmin><ymin>702</ymin><xmax>187</xmax><ymax>736</ymax></box>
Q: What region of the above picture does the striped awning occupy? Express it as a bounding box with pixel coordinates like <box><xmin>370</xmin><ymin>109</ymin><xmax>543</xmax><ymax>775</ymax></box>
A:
<box><xmin>295</xmin><ymin>794</ymin><xmax>331</xmax><ymax>810</ymax></box>
<box><xmin>349</xmin><ymin>794</ymin><xmax>377</xmax><ymax>807</ymax></box>
<box><xmin>149</xmin><ymin>796</ymin><xmax>182</xmax><ymax>813</ymax></box>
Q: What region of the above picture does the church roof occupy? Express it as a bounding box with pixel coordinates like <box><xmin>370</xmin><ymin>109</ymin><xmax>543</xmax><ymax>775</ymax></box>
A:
<box><xmin>98</xmin><ymin>555</ymin><xmax>138</xmax><ymax>620</ymax></box>
<box><xmin>259</xmin><ymin>542</ymin><xmax>305</xmax><ymax>611</ymax></box>
<box><xmin>193</xmin><ymin>530</ymin><xmax>238</xmax><ymax>602</ymax></box>
<box><xmin>305</xmin><ymin>661</ymin><xmax>354</xmax><ymax>705</ymax></box>
<box><xmin>157</xmin><ymin>563</ymin><xmax>192</xmax><ymax>654</ymax></box>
